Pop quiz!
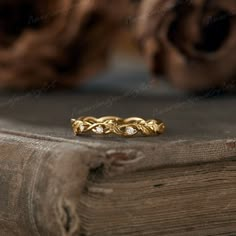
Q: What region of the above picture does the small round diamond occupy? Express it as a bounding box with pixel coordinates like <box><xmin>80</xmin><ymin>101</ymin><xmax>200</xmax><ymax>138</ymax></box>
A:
<box><xmin>125</xmin><ymin>127</ymin><xmax>137</xmax><ymax>136</ymax></box>
<box><xmin>79</xmin><ymin>125</ymin><xmax>85</xmax><ymax>132</ymax></box>
<box><xmin>94</xmin><ymin>125</ymin><xmax>104</xmax><ymax>134</ymax></box>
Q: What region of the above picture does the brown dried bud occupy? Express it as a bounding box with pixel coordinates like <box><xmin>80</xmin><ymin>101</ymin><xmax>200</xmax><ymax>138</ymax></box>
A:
<box><xmin>0</xmin><ymin>0</ymin><xmax>137</xmax><ymax>89</ymax></box>
<box><xmin>137</xmin><ymin>0</ymin><xmax>236</xmax><ymax>91</ymax></box>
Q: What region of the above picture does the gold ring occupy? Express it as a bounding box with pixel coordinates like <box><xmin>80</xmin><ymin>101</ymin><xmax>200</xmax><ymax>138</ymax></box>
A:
<box><xmin>71</xmin><ymin>116</ymin><xmax>165</xmax><ymax>137</ymax></box>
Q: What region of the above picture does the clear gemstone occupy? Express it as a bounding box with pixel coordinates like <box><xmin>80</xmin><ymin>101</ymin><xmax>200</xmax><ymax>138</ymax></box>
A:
<box><xmin>126</xmin><ymin>127</ymin><xmax>137</xmax><ymax>135</ymax></box>
<box><xmin>94</xmin><ymin>125</ymin><xmax>104</xmax><ymax>134</ymax></box>
<box><xmin>79</xmin><ymin>125</ymin><xmax>85</xmax><ymax>132</ymax></box>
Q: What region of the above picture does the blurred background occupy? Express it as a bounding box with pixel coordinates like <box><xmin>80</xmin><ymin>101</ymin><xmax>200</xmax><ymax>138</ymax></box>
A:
<box><xmin>0</xmin><ymin>0</ymin><xmax>235</xmax><ymax>95</ymax></box>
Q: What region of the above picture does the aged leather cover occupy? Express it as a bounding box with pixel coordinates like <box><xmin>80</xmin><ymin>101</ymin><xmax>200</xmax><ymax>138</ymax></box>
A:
<box><xmin>0</xmin><ymin>93</ymin><xmax>236</xmax><ymax>235</ymax></box>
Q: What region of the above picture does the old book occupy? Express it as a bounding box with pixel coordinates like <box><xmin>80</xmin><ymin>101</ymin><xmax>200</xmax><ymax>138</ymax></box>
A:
<box><xmin>0</xmin><ymin>93</ymin><xmax>236</xmax><ymax>235</ymax></box>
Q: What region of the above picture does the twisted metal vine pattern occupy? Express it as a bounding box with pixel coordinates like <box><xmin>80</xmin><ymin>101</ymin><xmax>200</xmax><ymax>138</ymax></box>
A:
<box><xmin>71</xmin><ymin>116</ymin><xmax>165</xmax><ymax>137</ymax></box>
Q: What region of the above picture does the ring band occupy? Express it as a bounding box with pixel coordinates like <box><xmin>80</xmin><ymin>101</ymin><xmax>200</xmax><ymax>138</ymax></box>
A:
<box><xmin>71</xmin><ymin>116</ymin><xmax>165</xmax><ymax>137</ymax></box>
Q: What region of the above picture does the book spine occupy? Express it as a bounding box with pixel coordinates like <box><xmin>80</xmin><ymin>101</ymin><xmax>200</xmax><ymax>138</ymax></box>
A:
<box><xmin>0</xmin><ymin>134</ymin><xmax>92</xmax><ymax>236</ymax></box>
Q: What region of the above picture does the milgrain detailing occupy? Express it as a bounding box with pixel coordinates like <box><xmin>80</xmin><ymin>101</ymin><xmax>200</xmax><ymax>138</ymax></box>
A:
<box><xmin>71</xmin><ymin>116</ymin><xmax>165</xmax><ymax>137</ymax></box>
